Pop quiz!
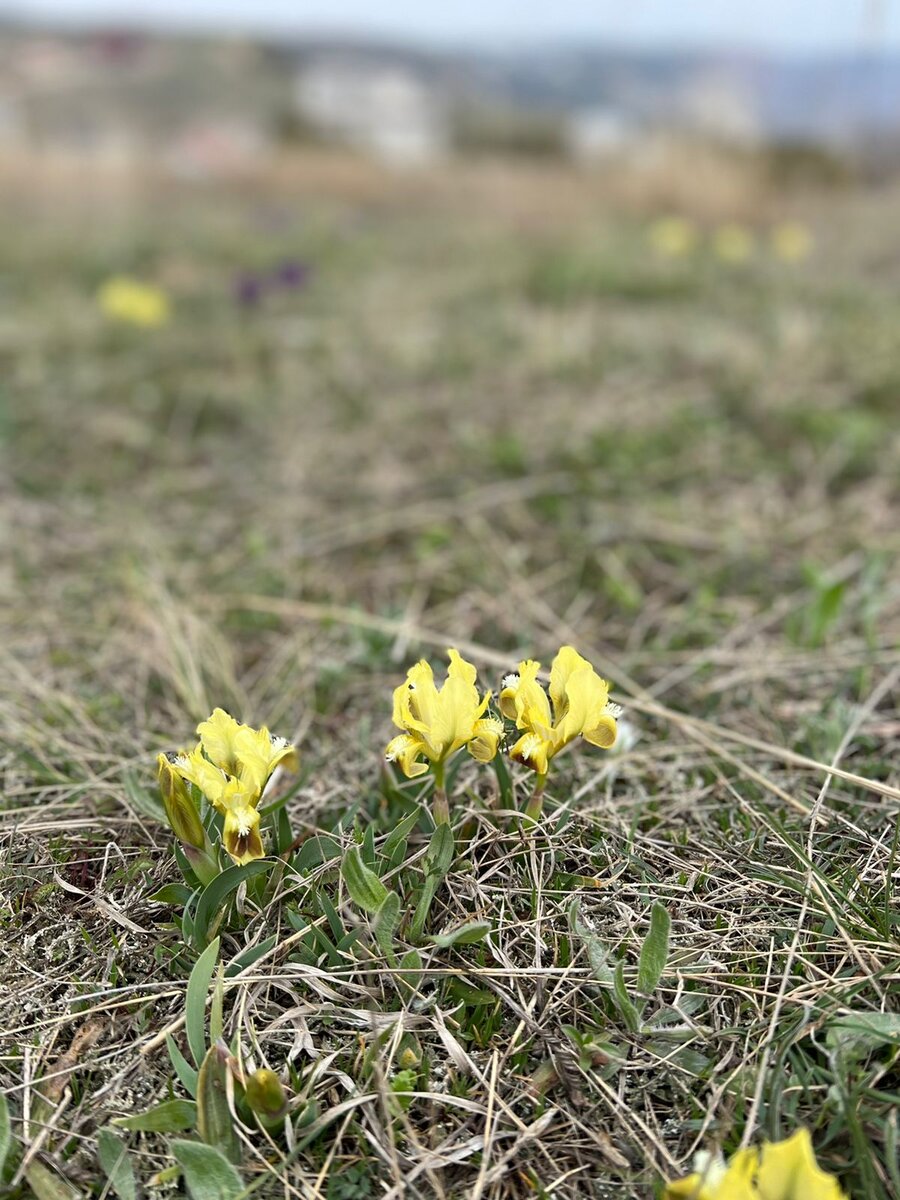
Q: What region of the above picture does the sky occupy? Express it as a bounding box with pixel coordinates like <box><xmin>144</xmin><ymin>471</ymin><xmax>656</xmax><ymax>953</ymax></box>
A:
<box><xmin>2</xmin><ymin>0</ymin><xmax>899</xmax><ymax>54</ymax></box>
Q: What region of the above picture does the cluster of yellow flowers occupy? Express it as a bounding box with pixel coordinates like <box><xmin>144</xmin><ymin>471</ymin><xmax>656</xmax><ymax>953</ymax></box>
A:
<box><xmin>649</xmin><ymin>217</ymin><xmax>814</xmax><ymax>264</ymax></box>
<box><xmin>158</xmin><ymin>646</ymin><xmax>619</xmax><ymax>865</ymax></box>
<box><xmin>665</xmin><ymin>1129</ymin><xmax>847</xmax><ymax>1200</ymax></box>
<box><xmin>385</xmin><ymin>645</ymin><xmax>620</xmax><ymax>821</ymax></box>
<box><xmin>97</xmin><ymin>276</ymin><xmax>171</xmax><ymax>327</ymax></box>
<box><xmin>153</xmin><ymin>675</ymin><xmax>852</xmax><ymax>1200</ymax></box>
<box><xmin>158</xmin><ymin>709</ymin><xmax>297</xmax><ymax>868</ymax></box>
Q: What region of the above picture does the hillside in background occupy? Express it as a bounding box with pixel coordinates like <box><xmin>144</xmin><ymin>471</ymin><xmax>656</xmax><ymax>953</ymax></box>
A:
<box><xmin>3</xmin><ymin>21</ymin><xmax>900</xmax><ymax>169</ymax></box>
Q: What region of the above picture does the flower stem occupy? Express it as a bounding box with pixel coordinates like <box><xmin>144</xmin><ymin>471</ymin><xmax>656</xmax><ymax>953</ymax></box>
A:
<box><xmin>524</xmin><ymin>773</ymin><xmax>548</xmax><ymax>821</ymax></box>
<box><xmin>432</xmin><ymin>761</ymin><xmax>449</xmax><ymax>825</ymax></box>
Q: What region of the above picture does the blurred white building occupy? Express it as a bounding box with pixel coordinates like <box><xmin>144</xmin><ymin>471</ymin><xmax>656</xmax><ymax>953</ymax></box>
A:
<box><xmin>294</xmin><ymin>57</ymin><xmax>448</xmax><ymax>166</ymax></box>
<box><xmin>566</xmin><ymin>107</ymin><xmax>635</xmax><ymax>161</ymax></box>
<box><xmin>676</xmin><ymin>69</ymin><xmax>762</xmax><ymax>145</ymax></box>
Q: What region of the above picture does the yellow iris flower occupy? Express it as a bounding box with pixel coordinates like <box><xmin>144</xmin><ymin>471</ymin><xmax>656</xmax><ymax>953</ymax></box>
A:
<box><xmin>385</xmin><ymin>649</ymin><xmax>503</xmax><ymax>779</ymax></box>
<box><xmin>770</xmin><ymin>222</ymin><xmax>813</xmax><ymax>263</ymax></box>
<box><xmin>97</xmin><ymin>276</ymin><xmax>170</xmax><ymax>327</ymax></box>
<box><xmin>649</xmin><ymin>216</ymin><xmax>698</xmax><ymax>259</ymax></box>
<box><xmin>665</xmin><ymin>1130</ymin><xmax>848</xmax><ymax>1200</ymax></box>
<box><xmin>171</xmin><ymin>709</ymin><xmax>297</xmax><ymax>866</ymax></box>
<box><xmin>713</xmin><ymin>224</ymin><xmax>755</xmax><ymax>264</ymax></box>
<box><xmin>195</xmin><ymin>708</ymin><xmax>298</xmax><ymax>793</ymax></box>
<box><xmin>499</xmin><ymin>646</ymin><xmax>619</xmax><ymax>777</ymax></box>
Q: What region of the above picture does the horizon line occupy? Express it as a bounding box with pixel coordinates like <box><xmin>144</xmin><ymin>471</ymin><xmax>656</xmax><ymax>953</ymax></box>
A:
<box><xmin>0</xmin><ymin>7</ymin><xmax>894</xmax><ymax>59</ymax></box>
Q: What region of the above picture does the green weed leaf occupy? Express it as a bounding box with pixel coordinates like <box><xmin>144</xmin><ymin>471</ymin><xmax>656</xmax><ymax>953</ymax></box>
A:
<box><xmin>0</xmin><ymin>1091</ymin><xmax>9</xmax><ymax>1176</ymax></box>
<box><xmin>568</xmin><ymin>900</ymin><xmax>614</xmax><ymax>985</ymax></box>
<box><xmin>827</xmin><ymin>1012</ymin><xmax>900</xmax><ymax>1061</ymax></box>
<box><xmin>293</xmin><ymin>834</ymin><xmax>341</xmax><ymax>873</ymax></box>
<box><xmin>374</xmin><ymin>889</ymin><xmax>401</xmax><ymax>957</ymax></box>
<box><xmin>113</xmin><ymin>1099</ymin><xmax>197</xmax><ymax>1133</ymax></box>
<box><xmin>637</xmin><ymin>902</ymin><xmax>671</xmax><ymax>995</ymax></box>
<box><xmin>613</xmin><ymin>963</ymin><xmax>640</xmax><ymax>1033</ymax></box>
<box><xmin>430</xmin><ymin>920</ymin><xmax>490</xmax><ymax>948</ymax></box>
<box><xmin>398</xmin><ymin>948</ymin><xmax>424</xmax><ymax>990</ymax></box>
<box><xmin>197</xmin><ymin>1045</ymin><xmax>238</xmax><ymax>1161</ymax></box>
<box><xmin>24</xmin><ymin>1162</ymin><xmax>80</xmax><ymax>1200</ymax></box>
<box><xmin>171</xmin><ymin>1140</ymin><xmax>244</xmax><ymax>1200</ymax></box>
<box><xmin>425</xmin><ymin>823</ymin><xmax>454</xmax><ymax>877</ymax></box>
<box><xmin>342</xmin><ymin>845</ymin><xmax>388</xmax><ymax>913</ymax></box>
<box><xmin>96</xmin><ymin>1129</ymin><xmax>136</xmax><ymax>1200</ymax></box>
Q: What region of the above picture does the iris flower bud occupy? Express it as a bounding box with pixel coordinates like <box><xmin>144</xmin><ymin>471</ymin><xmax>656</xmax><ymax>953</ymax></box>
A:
<box><xmin>157</xmin><ymin>754</ymin><xmax>206</xmax><ymax>850</ymax></box>
<box><xmin>244</xmin><ymin>1069</ymin><xmax>288</xmax><ymax>1123</ymax></box>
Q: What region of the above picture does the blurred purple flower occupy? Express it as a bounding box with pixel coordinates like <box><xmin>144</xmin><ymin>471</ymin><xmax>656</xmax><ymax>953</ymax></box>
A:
<box><xmin>273</xmin><ymin>260</ymin><xmax>311</xmax><ymax>290</ymax></box>
<box><xmin>235</xmin><ymin>273</ymin><xmax>263</xmax><ymax>307</ymax></box>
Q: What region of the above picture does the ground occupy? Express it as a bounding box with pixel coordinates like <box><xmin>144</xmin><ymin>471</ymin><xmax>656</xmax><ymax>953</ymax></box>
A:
<box><xmin>2</xmin><ymin>157</ymin><xmax>899</xmax><ymax>1199</ymax></box>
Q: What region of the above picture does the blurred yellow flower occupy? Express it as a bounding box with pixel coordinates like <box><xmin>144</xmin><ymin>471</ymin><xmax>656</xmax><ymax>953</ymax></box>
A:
<box><xmin>770</xmin><ymin>222</ymin><xmax>814</xmax><ymax>263</ymax></box>
<box><xmin>97</xmin><ymin>276</ymin><xmax>170</xmax><ymax>327</ymax></box>
<box><xmin>499</xmin><ymin>646</ymin><xmax>619</xmax><ymax>777</ymax></box>
<box><xmin>713</xmin><ymin>224</ymin><xmax>755</xmax><ymax>264</ymax></box>
<box><xmin>172</xmin><ymin>708</ymin><xmax>298</xmax><ymax>865</ymax></box>
<box><xmin>385</xmin><ymin>649</ymin><xmax>502</xmax><ymax>779</ymax></box>
<box><xmin>649</xmin><ymin>216</ymin><xmax>698</xmax><ymax>259</ymax></box>
<box><xmin>665</xmin><ymin>1130</ymin><xmax>848</xmax><ymax>1200</ymax></box>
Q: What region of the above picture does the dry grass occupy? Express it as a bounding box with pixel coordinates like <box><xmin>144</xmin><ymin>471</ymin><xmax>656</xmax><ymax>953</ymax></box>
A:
<box><xmin>1</xmin><ymin>160</ymin><xmax>899</xmax><ymax>1199</ymax></box>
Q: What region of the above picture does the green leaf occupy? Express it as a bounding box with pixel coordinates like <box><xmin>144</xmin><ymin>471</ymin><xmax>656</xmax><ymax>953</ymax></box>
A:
<box><xmin>175</xmin><ymin>844</ymin><xmax>203</xmax><ymax>887</ymax></box>
<box><xmin>196</xmin><ymin>1046</ymin><xmax>238</xmax><ymax>1162</ymax></box>
<box><xmin>96</xmin><ymin>1129</ymin><xmax>136</xmax><ymax>1200</ymax></box>
<box><xmin>293</xmin><ymin>834</ymin><xmax>341</xmax><ymax>873</ymax></box>
<box><xmin>492</xmin><ymin>750</ymin><xmax>514</xmax><ymax>807</ymax></box>
<box><xmin>186</xmin><ymin>937</ymin><xmax>220</xmax><ymax>1068</ymax></box>
<box><xmin>209</xmin><ymin>966</ymin><xmax>224</xmax><ymax>1045</ymax></box>
<box><xmin>568</xmin><ymin>900</ymin><xmax>614</xmax><ymax>985</ymax></box>
<box><xmin>398</xmin><ymin>948</ymin><xmax>424</xmax><ymax>990</ymax></box>
<box><xmin>274</xmin><ymin>805</ymin><xmax>293</xmax><ymax>855</ymax></box>
<box><xmin>384</xmin><ymin>837</ymin><xmax>408</xmax><ymax>873</ymax></box>
<box><xmin>613</xmin><ymin>963</ymin><xmax>640</xmax><ymax>1033</ymax></box>
<box><xmin>0</xmin><ymin>1091</ymin><xmax>9</xmax><ymax>1176</ymax></box>
<box><xmin>425</xmin><ymin>823</ymin><xmax>454</xmax><ymax>877</ymax></box>
<box><xmin>192</xmin><ymin>861</ymin><xmax>271</xmax><ymax>950</ymax></box>
<box><xmin>319</xmin><ymin>890</ymin><xmax>346</xmax><ymax>942</ymax></box>
<box><xmin>149</xmin><ymin>884</ymin><xmax>194</xmax><ymax>906</ymax></box>
<box><xmin>24</xmin><ymin>1162</ymin><xmax>80</xmax><ymax>1200</ymax></box>
<box><xmin>429</xmin><ymin>920</ymin><xmax>490</xmax><ymax>948</ymax></box>
<box><xmin>224</xmin><ymin>934</ymin><xmax>277</xmax><ymax>978</ymax></box>
<box><xmin>373</xmin><ymin>890</ymin><xmax>401</xmax><ymax>957</ymax></box>
<box><xmin>886</xmin><ymin>1112</ymin><xmax>900</xmax><ymax>1200</ymax></box>
<box><xmin>382</xmin><ymin>807</ymin><xmax>422</xmax><ymax>859</ymax></box>
<box><xmin>114</xmin><ymin>1099</ymin><xmax>198</xmax><ymax>1133</ymax></box>
<box><xmin>342</xmin><ymin>845</ymin><xmax>388</xmax><ymax>914</ymax></box>
<box><xmin>180</xmin><ymin>887</ymin><xmax>199</xmax><ymax>945</ymax></box>
<box><xmin>409</xmin><ymin>875</ymin><xmax>437</xmax><ymax>944</ymax></box>
<box><xmin>362</xmin><ymin>824</ymin><xmax>377</xmax><ymax>868</ymax></box>
<box><xmin>166</xmin><ymin>1035</ymin><xmax>199</xmax><ymax>1098</ymax></box>
<box><xmin>171</xmin><ymin>1140</ymin><xmax>244</xmax><ymax>1200</ymax></box>
<box><xmin>123</xmin><ymin>771</ymin><xmax>165</xmax><ymax>822</ymax></box>
<box><xmin>826</xmin><ymin>1012</ymin><xmax>900</xmax><ymax>1061</ymax></box>
<box><xmin>637</xmin><ymin>902</ymin><xmax>671</xmax><ymax>996</ymax></box>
